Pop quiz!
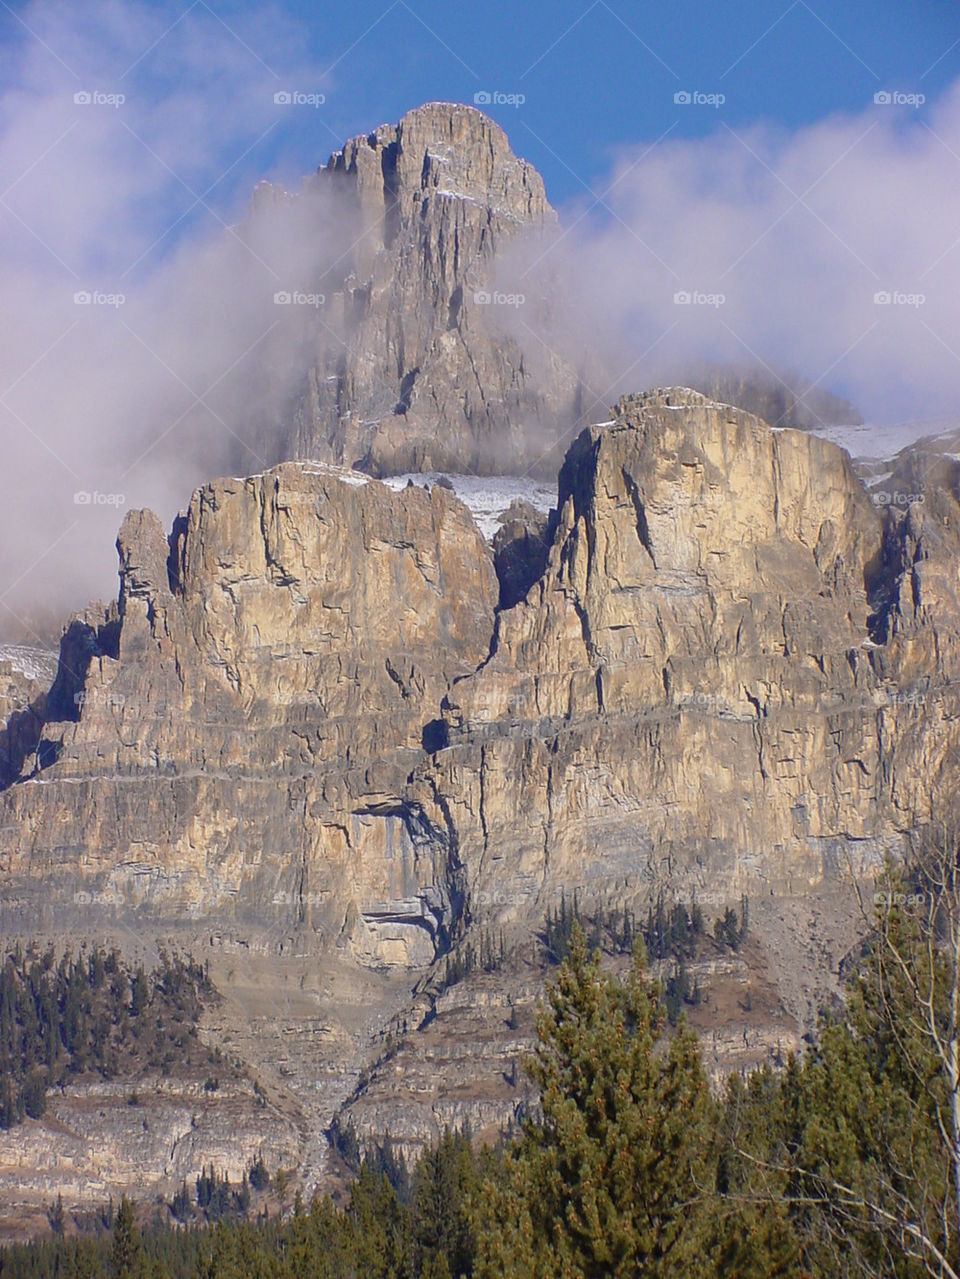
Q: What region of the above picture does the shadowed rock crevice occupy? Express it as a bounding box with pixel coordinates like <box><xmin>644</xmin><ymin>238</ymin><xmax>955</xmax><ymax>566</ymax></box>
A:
<box><xmin>492</xmin><ymin>499</ymin><xmax>555</xmax><ymax>610</ymax></box>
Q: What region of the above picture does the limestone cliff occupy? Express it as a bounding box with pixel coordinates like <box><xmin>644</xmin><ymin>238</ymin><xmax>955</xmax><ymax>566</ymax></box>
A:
<box><xmin>5</xmin><ymin>389</ymin><xmax>959</xmax><ymax>955</ymax></box>
<box><xmin>0</xmin><ymin>463</ymin><xmax>498</xmax><ymax>968</ymax></box>
<box><xmin>416</xmin><ymin>388</ymin><xmax>959</xmax><ymax>931</ymax></box>
<box><xmin>274</xmin><ymin>102</ymin><xmax>584</xmax><ymax>477</ymax></box>
<box><xmin>3</xmin><ymin>388</ymin><xmax>960</xmax><ymax>1206</ymax></box>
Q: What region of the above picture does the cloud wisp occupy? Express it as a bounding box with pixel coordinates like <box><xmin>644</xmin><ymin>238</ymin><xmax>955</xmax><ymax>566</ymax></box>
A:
<box><xmin>499</xmin><ymin>81</ymin><xmax>960</xmax><ymax>437</ymax></box>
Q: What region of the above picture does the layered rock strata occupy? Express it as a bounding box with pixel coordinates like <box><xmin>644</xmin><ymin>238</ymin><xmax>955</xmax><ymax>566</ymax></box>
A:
<box><xmin>3</xmin><ymin>388</ymin><xmax>960</xmax><ymax>1203</ymax></box>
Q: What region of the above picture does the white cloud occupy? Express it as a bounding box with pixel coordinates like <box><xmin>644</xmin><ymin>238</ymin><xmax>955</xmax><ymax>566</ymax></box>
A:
<box><xmin>505</xmin><ymin>81</ymin><xmax>960</xmax><ymax>433</ymax></box>
<box><xmin>0</xmin><ymin>0</ymin><xmax>341</xmax><ymax>640</ymax></box>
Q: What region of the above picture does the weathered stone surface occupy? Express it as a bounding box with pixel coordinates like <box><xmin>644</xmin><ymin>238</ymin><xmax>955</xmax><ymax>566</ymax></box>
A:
<box><xmin>415</xmin><ymin>388</ymin><xmax>960</xmax><ymax>933</ymax></box>
<box><xmin>268</xmin><ymin>102</ymin><xmax>584</xmax><ymax>477</ymax></box>
<box><xmin>3</xmin><ymin>387</ymin><xmax>960</xmax><ymax>1213</ymax></box>
<box><xmin>0</xmin><ymin>462</ymin><xmax>498</xmax><ymax>968</ymax></box>
<box><xmin>5</xmin><ymin>387</ymin><xmax>959</xmax><ymax>976</ymax></box>
<box><xmin>0</xmin><ymin>1068</ymin><xmax>298</xmax><ymax>1235</ymax></box>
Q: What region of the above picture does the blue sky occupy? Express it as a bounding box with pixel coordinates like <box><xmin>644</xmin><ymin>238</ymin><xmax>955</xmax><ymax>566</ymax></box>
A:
<box><xmin>1</xmin><ymin>0</ymin><xmax>957</xmax><ymax>216</ymax></box>
<box><xmin>269</xmin><ymin>0</ymin><xmax>960</xmax><ymax>205</ymax></box>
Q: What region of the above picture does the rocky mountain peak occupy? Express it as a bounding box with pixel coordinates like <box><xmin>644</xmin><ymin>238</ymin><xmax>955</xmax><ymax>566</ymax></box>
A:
<box><xmin>325</xmin><ymin>102</ymin><xmax>552</xmax><ymax>227</ymax></box>
<box><xmin>265</xmin><ymin>104</ymin><xmax>582</xmax><ymax>477</ymax></box>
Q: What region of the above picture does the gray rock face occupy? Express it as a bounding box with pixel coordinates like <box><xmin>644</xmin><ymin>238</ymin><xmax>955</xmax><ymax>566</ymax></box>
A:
<box><xmin>275</xmin><ymin>102</ymin><xmax>585</xmax><ymax>477</ymax></box>
<box><xmin>492</xmin><ymin>499</ymin><xmax>555</xmax><ymax>610</ymax></box>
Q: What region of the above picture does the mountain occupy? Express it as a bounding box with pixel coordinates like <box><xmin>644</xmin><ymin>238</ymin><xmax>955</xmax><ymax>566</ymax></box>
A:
<box><xmin>2</xmin><ymin>386</ymin><xmax>959</xmax><ymax>1213</ymax></box>
<box><xmin>2</xmin><ymin>99</ymin><xmax>957</xmax><ymax>1229</ymax></box>
<box><xmin>261</xmin><ymin>102</ymin><xmax>586</xmax><ymax>477</ymax></box>
<box><xmin>251</xmin><ymin>103</ymin><xmax>863</xmax><ymax>480</ymax></box>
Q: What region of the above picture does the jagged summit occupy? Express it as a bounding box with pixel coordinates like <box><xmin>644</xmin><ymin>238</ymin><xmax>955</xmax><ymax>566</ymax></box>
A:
<box><xmin>258</xmin><ymin>101</ymin><xmax>583</xmax><ymax>478</ymax></box>
<box><xmin>248</xmin><ymin>104</ymin><xmax>867</xmax><ymax>483</ymax></box>
<box><xmin>324</xmin><ymin>101</ymin><xmax>546</xmax><ymax>214</ymax></box>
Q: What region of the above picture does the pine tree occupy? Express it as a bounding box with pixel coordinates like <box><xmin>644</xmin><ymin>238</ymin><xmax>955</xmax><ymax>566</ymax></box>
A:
<box><xmin>110</xmin><ymin>1195</ymin><xmax>143</xmax><ymax>1278</ymax></box>
<box><xmin>473</xmin><ymin>923</ymin><xmax>718</xmax><ymax>1277</ymax></box>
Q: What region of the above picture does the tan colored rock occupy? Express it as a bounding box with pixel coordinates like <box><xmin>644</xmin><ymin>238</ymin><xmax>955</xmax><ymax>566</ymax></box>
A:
<box><xmin>415</xmin><ymin>389</ymin><xmax>960</xmax><ymax>928</ymax></box>
<box><xmin>0</xmin><ymin>463</ymin><xmax>498</xmax><ymax>966</ymax></box>
<box><xmin>3</xmin><ymin>387</ymin><xmax>960</xmax><ymax>1209</ymax></box>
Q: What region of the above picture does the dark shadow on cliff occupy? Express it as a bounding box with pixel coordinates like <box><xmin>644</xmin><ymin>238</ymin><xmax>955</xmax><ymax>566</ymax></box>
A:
<box><xmin>0</xmin><ymin>611</ymin><xmax>121</xmax><ymax>791</ymax></box>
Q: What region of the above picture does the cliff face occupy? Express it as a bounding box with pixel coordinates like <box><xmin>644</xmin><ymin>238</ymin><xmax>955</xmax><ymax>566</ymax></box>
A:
<box><xmin>0</xmin><ymin>463</ymin><xmax>498</xmax><ymax>969</ymax></box>
<box><xmin>2</xmin><ymin>388</ymin><xmax>959</xmax><ymax>1203</ymax></box>
<box><xmin>6</xmin><ymin>389</ymin><xmax>958</xmax><ymax>943</ymax></box>
<box><xmin>420</xmin><ymin>390</ymin><xmax>960</xmax><ymax>936</ymax></box>
<box><xmin>278</xmin><ymin>102</ymin><xmax>583</xmax><ymax>477</ymax></box>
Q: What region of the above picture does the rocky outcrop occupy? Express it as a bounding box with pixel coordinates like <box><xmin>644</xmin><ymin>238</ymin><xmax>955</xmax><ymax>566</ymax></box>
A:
<box><xmin>5</xmin><ymin>389</ymin><xmax>959</xmax><ymax>959</ymax></box>
<box><xmin>0</xmin><ymin>463</ymin><xmax>498</xmax><ymax>968</ymax></box>
<box><xmin>0</xmin><ymin>1069</ymin><xmax>297</xmax><ymax>1234</ymax></box>
<box><xmin>238</xmin><ymin>104</ymin><xmax>867</xmax><ymax>484</ymax></box>
<box><xmin>411</xmin><ymin>388</ymin><xmax>960</xmax><ymax>931</ymax></box>
<box><xmin>3</xmin><ymin>387</ymin><xmax>960</xmax><ymax>1207</ymax></box>
<box><xmin>275</xmin><ymin>103</ymin><xmax>584</xmax><ymax>477</ymax></box>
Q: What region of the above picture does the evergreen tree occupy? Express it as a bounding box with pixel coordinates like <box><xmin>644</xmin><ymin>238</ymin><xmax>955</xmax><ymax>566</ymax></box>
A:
<box><xmin>110</xmin><ymin>1195</ymin><xmax>144</xmax><ymax>1278</ymax></box>
<box><xmin>473</xmin><ymin>923</ymin><xmax>718</xmax><ymax>1277</ymax></box>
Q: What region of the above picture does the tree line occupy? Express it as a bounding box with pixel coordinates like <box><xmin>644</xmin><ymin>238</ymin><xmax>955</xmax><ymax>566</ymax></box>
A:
<box><xmin>0</xmin><ymin>945</ymin><xmax>215</xmax><ymax>1128</ymax></box>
